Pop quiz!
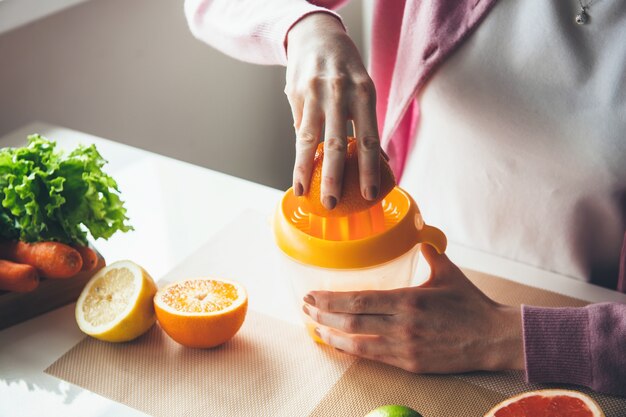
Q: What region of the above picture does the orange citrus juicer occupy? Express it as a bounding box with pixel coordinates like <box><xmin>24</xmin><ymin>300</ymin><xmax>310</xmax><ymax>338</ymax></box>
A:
<box><xmin>274</xmin><ymin>186</ymin><xmax>447</xmax><ymax>269</ymax></box>
<box><xmin>273</xmin><ymin>186</ymin><xmax>447</xmax><ymax>343</ymax></box>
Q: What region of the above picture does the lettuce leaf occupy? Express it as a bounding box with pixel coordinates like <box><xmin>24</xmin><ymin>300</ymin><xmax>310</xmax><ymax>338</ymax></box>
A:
<box><xmin>0</xmin><ymin>134</ymin><xmax>133</xmax><ymax>244</ymax></box>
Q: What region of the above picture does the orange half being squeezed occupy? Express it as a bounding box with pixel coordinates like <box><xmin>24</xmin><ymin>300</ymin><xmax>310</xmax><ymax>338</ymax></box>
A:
<box><xmin>301</xmin><ymin>137</ymin><xmax>396</xmax><ymax>218</ymax></box>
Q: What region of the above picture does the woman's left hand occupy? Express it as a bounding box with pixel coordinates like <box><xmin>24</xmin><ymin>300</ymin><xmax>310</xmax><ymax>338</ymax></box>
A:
<box><xmin>303</xmin><ymin>244</ymin><xmax>525</xmax><ymax>373</ymax></box>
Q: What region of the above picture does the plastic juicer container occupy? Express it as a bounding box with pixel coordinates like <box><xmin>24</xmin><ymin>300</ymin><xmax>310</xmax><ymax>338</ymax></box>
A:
<box><xmin>273</xmin><ymin>186</ymin><xmax>447</xmax><ymax>336</ymax></box>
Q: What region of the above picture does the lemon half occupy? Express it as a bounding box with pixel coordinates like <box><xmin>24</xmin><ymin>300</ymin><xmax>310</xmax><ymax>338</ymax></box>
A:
<box><xmin>76</xmin><ymin>260</ymin><xmax>157</xmax><ymax>342</ymax></box>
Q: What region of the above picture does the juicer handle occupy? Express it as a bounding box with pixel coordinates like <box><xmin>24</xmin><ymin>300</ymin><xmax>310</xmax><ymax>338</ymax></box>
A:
<box><xmin>419</xmin><ymin>225</ymin><xmax>447</xmax><ymax>254</ymax></box>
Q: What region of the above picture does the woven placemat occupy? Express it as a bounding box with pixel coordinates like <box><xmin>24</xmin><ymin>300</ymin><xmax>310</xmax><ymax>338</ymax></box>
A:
<box><xmin>46</xmin><ymin>210</ymin><xmax>354</xmax><ymax>417</ymax></box>
<box><xmin>46</xmin><ymin>310</ymin><xmax>353</xmax><ymax>417</ymax></box>
<box><xmin>45</xmin><ymin>210</ymin><xmax>626</xmax><ymax>416</ymax></box>
<box><xmin>309</xmin><ymin>269</ymin><xmax>626</xmax><ymax>417</ymax></box>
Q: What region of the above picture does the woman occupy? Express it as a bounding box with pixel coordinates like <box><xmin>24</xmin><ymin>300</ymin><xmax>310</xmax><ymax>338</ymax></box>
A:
<box><xmin>184</xmin><ymin>0</ymin><xmax>626</xmax><ymax>396</ymax></box>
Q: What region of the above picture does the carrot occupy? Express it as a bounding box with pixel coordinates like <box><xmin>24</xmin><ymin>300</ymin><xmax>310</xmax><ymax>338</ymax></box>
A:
<box><xmin>0</xmin><ymin>260</ymin><xmax>39</xmax><ymax>292</ymax></box>
<box><xmin>0</xmin><ymin>241</ymin><xmax>83</xmax><ymax>279</ymax></box>
<box><xmin>74</xmin><ymin>245</ymin><xmax>98</xmax><ymax>272</ymax></box>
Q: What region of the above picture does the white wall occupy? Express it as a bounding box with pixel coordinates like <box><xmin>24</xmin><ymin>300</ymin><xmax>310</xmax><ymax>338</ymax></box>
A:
<box><xmin>0</xmin><ymin>0</ymin><xmax>363</xmax><ymax>189</ymax></box>
<box><xmin>0</xmin><ymin>0</ymin><xmax>92</xmax><ymax>34</ymax></box>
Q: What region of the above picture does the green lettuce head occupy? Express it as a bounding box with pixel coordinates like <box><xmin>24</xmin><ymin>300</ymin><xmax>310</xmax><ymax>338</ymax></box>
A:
<box><xmin>0</xmin><ymin>134</ymin><xmax>133</xmax><ymax>244</ymax></box>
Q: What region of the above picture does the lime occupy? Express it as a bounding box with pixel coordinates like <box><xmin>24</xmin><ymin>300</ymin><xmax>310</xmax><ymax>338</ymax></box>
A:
<box><xmin>365</xmin><ymin>405</ymin><xmax>424</xmax><ymax>417</ymax></box>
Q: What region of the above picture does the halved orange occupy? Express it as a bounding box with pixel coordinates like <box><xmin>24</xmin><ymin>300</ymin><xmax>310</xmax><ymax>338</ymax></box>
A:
<box><xmin>153</xmin><ymin>278</ymin><xmax>248</xmax><ymax>348</ymax></box>
<box><xmin>302</xmin><ymin>137</ymin><xmax>396</xmax><ymax>217</ymax></box>
<box><xmin>484</xmin><ymin>389</ymin><xmax>605</xmax><ymax>417</ymax></box>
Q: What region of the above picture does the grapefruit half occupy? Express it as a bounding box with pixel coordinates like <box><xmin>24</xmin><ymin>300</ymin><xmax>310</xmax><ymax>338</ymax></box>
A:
<box><xmin>484</xmin><ymin>389</ymin><xmax>605</xmax><ymax>417</ymax></box>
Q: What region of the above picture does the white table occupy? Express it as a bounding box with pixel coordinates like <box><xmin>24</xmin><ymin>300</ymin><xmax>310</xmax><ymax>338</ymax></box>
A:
<box><xmin>1</xmin><ymin>122</ymin><xmax>625</xmax><ymax>417</ymax></box>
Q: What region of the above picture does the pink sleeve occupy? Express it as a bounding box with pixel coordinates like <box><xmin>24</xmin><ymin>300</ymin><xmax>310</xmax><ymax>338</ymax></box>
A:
<box><xmin>522</xmin><ymin>303</ymin><xmax>626</xmax><ymax>396</ymax></box>
<box><xmin>184</xmin><ymin>0</ymin><xmax>348</xmax><ymax>66</ymax></box>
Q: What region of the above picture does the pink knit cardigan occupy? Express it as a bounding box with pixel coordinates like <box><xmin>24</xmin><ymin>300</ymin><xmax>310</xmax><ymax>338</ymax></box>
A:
<box><xmin>183</xmin><ymin>0</ymin><xmax>497</xmax><ymax>180</ymax></box>
<box><xmin>184</xmin><ymin>0</ymin><xmax>626</xmax><ymax>396</ymax></box>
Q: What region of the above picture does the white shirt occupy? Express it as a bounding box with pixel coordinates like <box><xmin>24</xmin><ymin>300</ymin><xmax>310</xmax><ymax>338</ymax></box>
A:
<box><xmin>401</xmin><ymin>0</ymin><xmax>626</xmax><ymax>284</ymax></box>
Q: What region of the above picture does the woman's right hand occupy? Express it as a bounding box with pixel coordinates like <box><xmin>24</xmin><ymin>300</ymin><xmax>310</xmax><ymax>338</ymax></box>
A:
<box><xmin>285</xmin><ymin>13</ymin><xmax>381</xmax><ymax>210</ymax></box>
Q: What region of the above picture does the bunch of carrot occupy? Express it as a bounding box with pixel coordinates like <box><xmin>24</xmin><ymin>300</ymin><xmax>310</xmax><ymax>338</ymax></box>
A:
<box><xmin>0</xmin><ymin>241</ymin><xmax>98</xmax><ymax>293</ymax></box>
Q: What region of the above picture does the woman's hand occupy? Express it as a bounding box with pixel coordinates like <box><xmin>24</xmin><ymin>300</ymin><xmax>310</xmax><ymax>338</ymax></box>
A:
<box><xmin>303</xmin><ymin>244</ymin><xmax>525</xmax><ymax>373</ymax></box>
<box><xmin>286</xmin><ymin>13</ymin><xmax>380</xmax><ymax>210</ymax></box>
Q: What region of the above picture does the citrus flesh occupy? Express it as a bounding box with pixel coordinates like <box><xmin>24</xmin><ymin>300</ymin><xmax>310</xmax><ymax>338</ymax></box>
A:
<box><xmin>154</xmin><ymin>278</ymin><xmax>248</xmax><ymax>348</ymax></box>
<box><xmin>365</xmin><ymin>405</ymin><xmax>423</xmax><ymax>417</ymax></box>
<box><xmin>75</xmin><ymin>260</ymin><xmax>157</xmax><ymax>342</ymax></box>
<box><xmin>484</xmin><ymin>389</ymin><xmax>605</xmax><ymax>417</ymax></box>
<box><xmin>303</xmin><ymin>137</ymin><xmax>396</xmax><ymax>217</ymax></box>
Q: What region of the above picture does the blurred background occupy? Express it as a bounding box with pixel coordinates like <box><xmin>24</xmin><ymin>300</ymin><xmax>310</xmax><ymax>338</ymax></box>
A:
<box><xmin>0</xmin><ymin>0</ymin><xmax>367</xmax><ymax>190</ymax></box>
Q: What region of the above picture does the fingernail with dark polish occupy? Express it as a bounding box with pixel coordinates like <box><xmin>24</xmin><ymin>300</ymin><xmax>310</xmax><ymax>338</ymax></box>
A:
<box><xmin>323</xmin><ymin>196</ymin><xmax>337</xmax><ymax>210</ymax></box>
<box><xmin>303</xmin><ymin>294</ymin><xmax>316</xmax><ymax>306</ymax></box>
<box><xmin>365</xmin><ymin>186</ymin><xmax>378</xmax><ymax>200</ymax></box>
<box><xmin>294</xmin><ymin>182</ymin><xmax>304</xmax><ymax>197</ymax></box>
